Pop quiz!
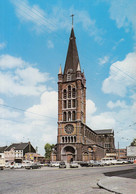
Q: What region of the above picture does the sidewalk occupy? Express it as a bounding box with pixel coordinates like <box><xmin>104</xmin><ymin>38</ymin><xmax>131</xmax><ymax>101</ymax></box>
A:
<box><xmin>98</xmin><ymin>176</ymin><xmax>136</xmax><ymax>194</ymax></box>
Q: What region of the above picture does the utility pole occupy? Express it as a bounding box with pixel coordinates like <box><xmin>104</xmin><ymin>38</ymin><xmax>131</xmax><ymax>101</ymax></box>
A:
<box><xmin>118</xmin><ymin>142</ymin><xmax>120</xmax><ymax>159</ymax></box>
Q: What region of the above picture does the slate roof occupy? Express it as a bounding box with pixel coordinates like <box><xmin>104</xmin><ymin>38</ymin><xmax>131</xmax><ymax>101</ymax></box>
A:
<box><xmin>94</xmin><ymin>129</ymin><xmax>114</xmax><ymax>134</ymax></box>
<box><xmin>5</xmin><ymin>142</ymin><xmax>29</xmax><ymax>151</ymax></box>
<box><xmin>0</xmin><ymin>146</ymin><xmax>7</xmax><ymax>153</ymax></box>
<box><xmin>63</xmin><ymin>27</ymin><xmax>80</xmax><ymax>81</ymax></box>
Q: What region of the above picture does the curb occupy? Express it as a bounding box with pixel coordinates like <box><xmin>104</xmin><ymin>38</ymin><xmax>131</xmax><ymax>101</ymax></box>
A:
<box><xmin>97</xmin><ymin>180</ymin><xmax>122</xmax><ymax>194</ymax></box>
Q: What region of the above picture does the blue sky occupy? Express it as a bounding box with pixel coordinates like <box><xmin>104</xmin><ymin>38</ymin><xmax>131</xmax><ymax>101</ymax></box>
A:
<box><xmin>0</xmin><ymin>0</ymin><xmax>136</xmax><ymax>155</ymax></box>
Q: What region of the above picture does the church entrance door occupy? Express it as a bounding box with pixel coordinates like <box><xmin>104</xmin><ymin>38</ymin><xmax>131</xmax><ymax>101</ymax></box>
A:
<box><xmin>61</xmin><ymin>146</ymin><xmax>76</xmax><ymax>163</ymax></box>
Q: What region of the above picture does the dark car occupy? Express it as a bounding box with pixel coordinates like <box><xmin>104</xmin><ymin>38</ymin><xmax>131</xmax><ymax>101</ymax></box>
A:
<box><xmin>25</xmin><ymin>163</ymin><xmax>41</xmax><ymax>170</ymax></box>
<box><xmin>79</xmin><ymin>161</ymin><xmax>93</xmax><ymax>167</ymax></box>
<box><xmin>59</xmin><ymin>161</ymin><xmax>66</xmax><ymax>168</ymax></box>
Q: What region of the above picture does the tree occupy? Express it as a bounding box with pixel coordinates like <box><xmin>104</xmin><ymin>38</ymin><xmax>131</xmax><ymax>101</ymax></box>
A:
<box><xmin>130</xmin><ymin>138</ymin><xmax>136</xmax><ymax>146</ymax></box>
<box><xmin>44</xmin><ymin>143</ymin><xmax>54</xmax><ymax>160</ymax></box>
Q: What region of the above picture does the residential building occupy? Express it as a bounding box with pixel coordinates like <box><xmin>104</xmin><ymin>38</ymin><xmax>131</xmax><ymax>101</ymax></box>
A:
<box><xmin>4</xmin><ymin>142</ymin><xmax>36</xmax><ymax>163</ymax></box>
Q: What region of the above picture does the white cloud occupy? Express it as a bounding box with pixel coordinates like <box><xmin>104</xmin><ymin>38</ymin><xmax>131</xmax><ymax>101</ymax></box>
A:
<box><xmin>86</xmin><ymin>99</ymin><xmax>97</xmax><ymax>115</ymax></box>
<box><xmin>0</xmin><ymin>90</ymin><xmax>58</xmax><ymax>155</ymax></box>
<box><xmin>47</xmin><ymin>40</ymin><xmax>54</xmax><ymax>49</ymax></box>
<box><xmin>87</xmin><ymin>112</ymin><xmax>116</xmax><ymax>130</ymax></box>
<box><xmin>0</xmin><ymin>42</ymin><xmax>6</xmax><ymax>50</ymax></box>
<box><xmin>0</xmin><ymin>54</ymin><xmax>51</xmax><ymax>96</ymax></box>
<box><xmin>11</xmin><ymin>0</ymin><xmax>103</xmax><ymax>43</ymax></box>
<box><xmin>98</xmin><ymin>56</ymin><xmax>109</xmax><ymax>65</ymax></box>
<box><xmin>107</xmin><ymin>100</ymin><xmax>127</xmax><ymax>109</ymax></box>
<box><xmin>25</xmin><ymin>91</ymin><xmax>58</xmax><ymax>119</ymax></box>
<box><xmin>108</xmin><ymin>0</ymin><xmax>136</xmax><ymax>39</ymax></box>
<box><xmin>0</xmin><ymin>98</ymin><xmax>4</xmax><ymax>105</ymax></box>
<box><xmin>0</xmin><ymin>54</ymin><xmax>27</xmax><ymax>69</ymax></box>
<box><xmin>102</xmin><ymin>52</ymin><xmax>136</xmax><ymax>96</ymax></box>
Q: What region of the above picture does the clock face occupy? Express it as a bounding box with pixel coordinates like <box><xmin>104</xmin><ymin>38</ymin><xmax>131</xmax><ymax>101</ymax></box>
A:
<box><xmin>65</xmin><ymin>124</ymin><xmax>74</xmax><ymax>134</ymax></box>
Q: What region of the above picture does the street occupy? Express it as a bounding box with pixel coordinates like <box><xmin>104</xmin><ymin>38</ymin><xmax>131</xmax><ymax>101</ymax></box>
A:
<box><xmin>0</xmin><ymin>164</ymin><xmax>135</xmax><ymax>194</ymax></box>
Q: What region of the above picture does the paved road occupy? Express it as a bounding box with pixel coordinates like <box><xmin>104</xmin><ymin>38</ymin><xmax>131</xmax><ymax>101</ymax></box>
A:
<box><xmin>0</xmin><ymin>165</ymin><xmax>135</xmax><ymax>194</ymax></box>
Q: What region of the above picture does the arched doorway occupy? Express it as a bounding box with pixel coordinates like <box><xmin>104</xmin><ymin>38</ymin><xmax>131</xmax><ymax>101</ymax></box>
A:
<box><xmin>61</xmin><ymin>146</ymin><xmax>76</xmax><ymax>163</ymax></box>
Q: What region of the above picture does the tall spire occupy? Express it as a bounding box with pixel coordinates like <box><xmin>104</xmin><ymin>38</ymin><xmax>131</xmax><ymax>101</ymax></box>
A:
<box><xmin>63</xmin><ymin>27</ymin><xmax>80</xmax><ymax>81</ymax></box>
<box><xmin>58</xmin><ymin>65</ymin><xmax>62</xmax><ymax>74</ymax></box>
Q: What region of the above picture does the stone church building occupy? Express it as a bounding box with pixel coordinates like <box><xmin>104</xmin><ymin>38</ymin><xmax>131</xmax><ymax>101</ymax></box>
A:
<box><xmin>51</xmin><ymin>27</ymin><xmax>115</xmax><ymax>163</ymax></box>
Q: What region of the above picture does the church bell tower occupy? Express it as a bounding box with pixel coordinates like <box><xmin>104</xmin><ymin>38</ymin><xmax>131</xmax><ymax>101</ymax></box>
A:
<box><xmin>57</xmin><ymin>26</ymin><xmax>86</xmax><ymax>162</ymax></box>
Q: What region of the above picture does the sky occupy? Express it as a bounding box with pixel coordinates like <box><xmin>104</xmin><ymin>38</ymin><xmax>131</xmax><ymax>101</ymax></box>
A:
<box><xmin>0</xmin><ymin>0</ymin><xmax>136</xmax><ymax>155</ymax></box>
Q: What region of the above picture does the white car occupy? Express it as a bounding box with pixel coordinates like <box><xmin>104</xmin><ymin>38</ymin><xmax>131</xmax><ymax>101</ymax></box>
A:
<box><xmin>14</xmin><ymin>163</ymin><xmax>23</xmax><ymax>169</ymax></box>
<box><xmin>50</xmin><ymin>162</ymin><xmax>59</xmax><ymax>167</ymax></box>
<box><xmin>70</xmin><ymin>162</ymin><xmax>79</xmax><ymax>168</ymax></box>
<box><xmin>101</xmin><ymin>158</ymin><xmax>114</xmax><ymax>165</ymax></box>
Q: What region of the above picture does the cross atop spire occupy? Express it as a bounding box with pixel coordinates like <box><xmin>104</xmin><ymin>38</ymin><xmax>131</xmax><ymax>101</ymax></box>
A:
<box><xmin>71</xmin><ymin>14</ymin><xmax>74</xmax><ymax>27</ymax></box>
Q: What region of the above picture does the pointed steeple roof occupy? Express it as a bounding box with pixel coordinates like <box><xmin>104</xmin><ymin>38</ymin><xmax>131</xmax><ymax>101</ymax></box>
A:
<box><xmin>58</xmin><ymin>65</ymin><xmax>62</xmax><ymax>74</ymax></box>
<box><xmin>63</xmin><ymin>27</ymin><xmax>80</xmax><ymax>81</ymax></box>
<box><xmin>77</xmin><ymin>62</ymin><xmax>81</xmax><ymax>71</ymax></box>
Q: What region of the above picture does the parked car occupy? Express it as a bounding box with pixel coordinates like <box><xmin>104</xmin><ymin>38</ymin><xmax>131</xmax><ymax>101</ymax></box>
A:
<box><xmin>0</xmin><ymin>157</ymin><xmax>5</xmax><ymax>170</ymax></box>
<box><xmin>50</xmin><ymin>162</ymin><xmax>59</xmax><ymax>167</ymax></box>
<box><xmin>116</xmin><ymin>159</ymin><xmax>127</xmax><ymax>165</ymax></box>
<box><xmin>79</xmin><ymin>161</ymin><xmax>92</xmax><ymax>167</ymax></box>
<box><xmin>70</xmin><ymin>162</ymin><xmax>79</xmax><ymax>168</ymax></box>
<box><xmin>25</xmin><ymin>163</ymin><xmax>41</xmax><ymax>169</ymax></box>
<box><xmin>13</xmin><ymin>163</ymin><xmax>23</xmax><ymax>169</ymax></box>
<box><xmin>59</xmin><ymin>161</ymin><xmax>66</xmax><ymax>168</ymax></box>
<box><xmin>101</xmin><ymin>158</ymin><xmax>114</xmax><ymax>166</ymax></box>
<box><xmin>91</xmin><ymin>160</ymin><xmax>104</xmax><ymax>167</ymax></box>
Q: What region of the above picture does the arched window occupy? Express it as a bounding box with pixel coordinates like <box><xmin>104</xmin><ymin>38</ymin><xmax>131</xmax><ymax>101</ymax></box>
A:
<box><xmin>63</xmin><ymin>100</ymin><xmax>67</xmax><ymax>109</ymax></box>
<box><xmin>72</xmin><ymin>111</ymin><xmax>76</xmax><ymax>121</ymax></box>
<box><xmin>67</xmin><ymin>72</ymin><xmax>71</xmax><ymax>81</ymax></box>
<box><xmin>68</xmin><ymin>136</ymin><xmax>70</xmax><ymax>143</ymax></box>
<box><xmin>68</xmin><ymin>85</ymin><xmax>71</xmax><ymax>98</ymax></box>
<box><xmin>62</xmin><ymin>137</ymin><xmax>64</xmax><ymax>143</ymax></box>
<box><xmin>63</xmin><ymin>89</ymin><xmax>67</xmax><ymax>99</ymax></box>
<box><xmin>65</xmin><ymin>137</ymin><xmax>67</xmax><ymax>143</ymax></box>
<box><xmin>72</xmin><ymin>88</ymin><xmax>76</xmax><ymax>98</ymax></box>
<box><xmin>68</xmin><ymin>100</ymin><xmax>71</xmax><ymax>108</ymax></box>
<box><xmin>74</xmin><ymin>136</ymin><xmax>76</xmax><ymax>143</ymax></box>
<box><xmin>72</xmin><ymin>99</ymin><xmax>76</xmax><ymax>107</ymax></box>
<box><xmin>71</xmin><ymin>136</ymin><xmax>73</xmax><ymax>143</ymax></box>
<box><xmin>68</xmin><ymin>111</ymin><xmax>71</xmax><ymax>121</ymax></box>
<box><xmin>63</xmin><ymin>112</ymin><xmax>66</xmax><ymax>121</ymax></box>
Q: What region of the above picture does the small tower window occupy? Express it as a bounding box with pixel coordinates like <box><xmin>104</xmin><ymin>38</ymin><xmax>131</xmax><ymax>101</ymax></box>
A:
<box><xmin>72</xmin><ymin>99</ymin><xmax>76</xmax><ymax>108</ymax></box>
<box><xmin>63</xmin><ymin>100</ymin><xmax>67</xmax><ymax>109</ymax></box>
<box><xmin>72</xmin><ymin>111</ymin><xmax>76</xmax><ymax>121</ymax></box>
<box><xmin>68</xmin><ymin>111</ymin><xmax>71</xmax><ymax>121</ymax></box>
<box><xmin>72</xmin><ymin>88</ymin><xmax>76</xmax><ymax>98</ymax></box>
<box><xmin>68</xmin><ymin>85</ymin><xmax>71</xmax><ymax>98</ymax></box>
<box><xmin>68</xmin><ymin>100</ymin><xmax>71</xmax><ymax>108</ymax></box>
<box><xmin>63</xmin><ymin>89</ymin><xmax>67</xmax><ymax>99</ymax></box>
<box><xmin>67</xmin><ymin>72</ymin><xmax>71</xmax><ymax>81</ymax></box>
<box><xmin>63</xmin><ymin>112</ymin><xmax>67</xmax><ymax>121</ymax></box>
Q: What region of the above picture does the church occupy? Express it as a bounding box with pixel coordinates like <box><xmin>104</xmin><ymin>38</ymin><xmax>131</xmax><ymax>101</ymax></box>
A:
<box><xmin>51</xmin><ymin>25</ymin><xmax>115</xmax><ymax>163</ymax></box>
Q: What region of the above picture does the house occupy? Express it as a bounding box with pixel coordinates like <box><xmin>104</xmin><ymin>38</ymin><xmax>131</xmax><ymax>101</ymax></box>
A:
<box><xmin>4</xmin><ymin>142</ymin><xmax>36</xmax><ymax>163</ymax></box>
<box><xmin>127</xmin><ymin>146</ymin><xmax>136</xmax><ymax>162</ymax></box>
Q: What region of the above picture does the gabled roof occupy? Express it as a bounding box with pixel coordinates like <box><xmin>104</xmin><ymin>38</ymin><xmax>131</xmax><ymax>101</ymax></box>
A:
<box><xmin>5</xmin><ymin>142</ymin><xmax>29</xmax><ymax>151</ymax></box>
<box><xmin>94</xmin><ymin>129</ymin><xmax>114</xmax><ymax>134</ymax></box>
<box><xmin>0</xmin><ymin>146</ymin><xmax>7</xmax><ymax>153</ymax></box>
<box><xmin>63</xmin><ymin>27</ymin><xmax>80</xmax><ymax>81</ymax></box>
